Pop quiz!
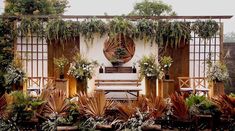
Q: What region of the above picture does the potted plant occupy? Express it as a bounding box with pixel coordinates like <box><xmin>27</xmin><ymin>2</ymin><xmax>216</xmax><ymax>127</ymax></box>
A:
<box><xmin>53</xmin><ymin>56</ymin><xmax>69</xmax><ymax>79</ymax></box>
<box><xmin>160</xmin><ymin>56</ymin><xmax>173</xmax><ymax>80</ymax></box>
<box><xmin>68</xmin><ymin>53</ymin><xmax>98</xmax><ymax>93</ymax></box>
<box><xmin>206</xmin><ymin>61</ymin><xmax>229</xmax><ymax>96</ymax></box>
<box><xmin>110</xmin><ymin>47</ymin><xmax>127</xmax><ymax>67</ymax></box>
<box><xmin>138</xmin><ymin>54</ymin><xmax>164</xmax><ymax>98</ymax></box>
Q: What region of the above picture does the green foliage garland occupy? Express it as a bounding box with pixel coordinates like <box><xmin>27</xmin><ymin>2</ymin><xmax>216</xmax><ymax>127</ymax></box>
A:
<box><xmin>18</xmin><ymin>17</ymin><xmax>44</xmax><ymax>37</ymax></box>
<box><xmin>192</xmin><ymin>20</ymin><xmax>219</xmax><ymax>40</ymax></box>
<box><xmin>156</xmin><ymin>21</ymin><xmax>191</xmax><ymax>48</ymax></box>
<box><xmin>80</xmin><ymin>18</ymin><xmax>108</xmax><ymax>43</ymax></box>
<box><xmin>135</xmin><ymin>19</ymin><xmax>156</xmax><ymax>43</ymax></box>
<box><xmin>45</xmin><ymin>19</ymin><xmax>80</xmax><ymax>44</ymax></box>
<box><xmin>108</xmin><ymin>17</ymin><xmax>136</xmax><ymax>38</ymax></box>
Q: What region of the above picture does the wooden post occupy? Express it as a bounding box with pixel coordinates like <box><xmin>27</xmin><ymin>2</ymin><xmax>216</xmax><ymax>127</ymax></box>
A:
<box><xmin>145</xmin><ymin>77</ymin><xmax>157</xmax><ymax>98</ymax></box>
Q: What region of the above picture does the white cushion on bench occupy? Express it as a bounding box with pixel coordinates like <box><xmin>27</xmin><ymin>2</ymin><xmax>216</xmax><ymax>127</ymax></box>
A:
<box><xmin>96</xmin><ymin>86</ymin><xmax>141</xmax><ymax>91</ymax></box>
<box><xmin>97</xmin><ymin>73</ymin><xmax>139</xmax><ymax>80</ymax></box>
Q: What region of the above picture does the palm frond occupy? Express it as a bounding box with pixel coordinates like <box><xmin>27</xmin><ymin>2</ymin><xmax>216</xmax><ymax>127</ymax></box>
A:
<box><xmin>77</xmin><ymin>91</ymin><xmax>113</xmax><ymax>118</ymax></box>
<box><xmin>43</xmin><ymin>89</ymin><xmax>70</xmax><ymax>117</ymax></box>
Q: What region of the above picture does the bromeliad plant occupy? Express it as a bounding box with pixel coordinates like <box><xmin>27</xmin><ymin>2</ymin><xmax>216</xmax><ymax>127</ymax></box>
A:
<box><xmin>138</xmin><ymin>54</ymin><xmax>164</xmax><ymax>79</ymax></box>
<box><xmin>68</xmin><ymin>53</ymin><xmax>98</xmax><ymax>80</ymax></box>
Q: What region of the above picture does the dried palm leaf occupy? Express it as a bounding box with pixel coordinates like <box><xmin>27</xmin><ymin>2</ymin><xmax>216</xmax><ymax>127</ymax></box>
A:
<box><xmin>116</xmin><ymin>101</ymin><xmax>136</xmax><ymax>121</ymax></box>
<box><xmin>77</xmin><ymin>91</ymin><xmax>113</xmax><ymax>118</ymax></box>
<box><xmin>43</xmin><ymin>89</ymin><xmax>70</xmax><ymax>117</ymax></box>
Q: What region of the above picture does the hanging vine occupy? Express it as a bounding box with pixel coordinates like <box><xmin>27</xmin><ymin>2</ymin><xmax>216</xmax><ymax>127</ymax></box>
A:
<box><xmin>108</xmin><ymin>17</ymin><xmax>136</xmax><ymax>38</ymax></box>
<box><xmin>45</xmin><ymin>19</ymin><xmax>80</xmax><ymax>44</ymax></box>
<box><xmin>135</xmin><ymin>19</ymin><xmax>156</xmax><ymax>43</ymax></box>
<box><xmin>156</xmin><ymin>21</ymin><xmax>191</xmax><ymax>48</ymax></box>
<box><xmin>80</xmin><ymin>18</ymin><xmax>108</xmax><ymax>44</ymax></box>
<box><xmin>191</xmin><ymin>20</ymin><xmax>219</xmax><ymax>41</ymax></box>
<box><xmin>17</xmin><ymin>17</ymin><xmax>44</xmax><ymax>37</ymax></box>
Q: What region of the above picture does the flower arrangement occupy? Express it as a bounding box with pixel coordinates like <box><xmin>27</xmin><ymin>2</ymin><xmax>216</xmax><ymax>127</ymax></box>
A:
<box><xmin>53</xmin><ymin>56</ymin><xmax>69</xmax><ymax>79</ymax></box>
<box><xmin>160</xmin><ymin>56</ymin><xmax>173</xmax><ymax>79</ymax></box>
<box><xmin>138</xmin><ymin>54</ymin><xmax>164</xmax><ymax>79</ymax></box>
<box><xmin>206</xmin><ymin>61</ymin><xmax>229</xmax><ymax>82</ymax></box>
<box><xmin>68</xmin><ymin>54</ymin><xmax>98</xmax><ymax>80</ymax></box>
<box><xmin>160</xmin><ymin>56</ymin><xmax>173</xmax><ymax>70</ymax></box>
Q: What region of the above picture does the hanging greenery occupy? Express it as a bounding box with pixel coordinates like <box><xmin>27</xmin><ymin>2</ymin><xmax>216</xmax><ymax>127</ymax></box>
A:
<box><xmin>0</xmin><ymin>19</ymin><xmax>15</xmax><ymax>95</ymax></box>
<box><xmin>135</xmin><ymin>19</ymin><xmax>156</xmax><ymax>43</ymax></box>
<box><xmin>156</xmin><ymin>21</ymin><xmax>191</xmax><ymax>48</ymax></box>
<box><xmin>80</xmin><ymin>18</ymin><xmax>108</xmax><ymax>43</ymax></box>
<box><xmin>45</xmin><ymin>19</ymin><xmax>80</xmax><ymax>44</ymax></box>
<box><xmin>191</xmin><ymin>20</ymin><xmax>219</xmax><ymax>40</ymax></box>
<box><xmin>108</xmin><ymin>17</ymin><xmax>136</xmax><ymax>38</ymax></box>
<box><xmin>17</xmin><ymin>17</ymin><xmax>44</xmax><ymax>37</ymax></box>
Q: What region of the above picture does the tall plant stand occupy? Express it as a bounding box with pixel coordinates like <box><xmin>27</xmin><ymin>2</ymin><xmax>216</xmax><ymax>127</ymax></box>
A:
<box><xmin>209</xmin><ymin>81</ymin><xmax>224</xmax><ymax>97</ymax></box>
<box><xmin>145</xmin><ymin>76</ymin><xmax>157</xmax><ymax>98</ymax></box>
<box><xmin>76</xmin><ymin>78</ymin><xmax>87</xmax><ymax>94</ymax></box>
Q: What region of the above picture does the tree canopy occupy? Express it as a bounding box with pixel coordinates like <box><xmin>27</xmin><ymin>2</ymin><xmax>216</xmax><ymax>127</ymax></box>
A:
<box><xmin>129</xmin><ymin>0</ymin><xmax>176</xmax><ymax>16</ymax></box>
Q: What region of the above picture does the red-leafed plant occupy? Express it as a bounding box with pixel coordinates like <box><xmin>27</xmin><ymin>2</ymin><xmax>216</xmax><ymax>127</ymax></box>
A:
<box><xmin>170</xmin><ymin>92</ymin><xmax>190</xmax><ymax>121</ymax></box>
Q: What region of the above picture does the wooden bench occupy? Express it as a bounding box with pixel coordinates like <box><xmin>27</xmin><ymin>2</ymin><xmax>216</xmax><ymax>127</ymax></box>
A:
<box><xmin>95</xmin><ymin>79</ymin><xmax>142</xmax><ymax>100</ymax></box>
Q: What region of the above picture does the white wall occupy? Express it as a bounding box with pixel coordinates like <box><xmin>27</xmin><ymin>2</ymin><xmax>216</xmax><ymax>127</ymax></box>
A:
<box><xmin>80</xmin><ymin>35</ymin><xmax>158</xmax><ymax>94</ymax></box>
